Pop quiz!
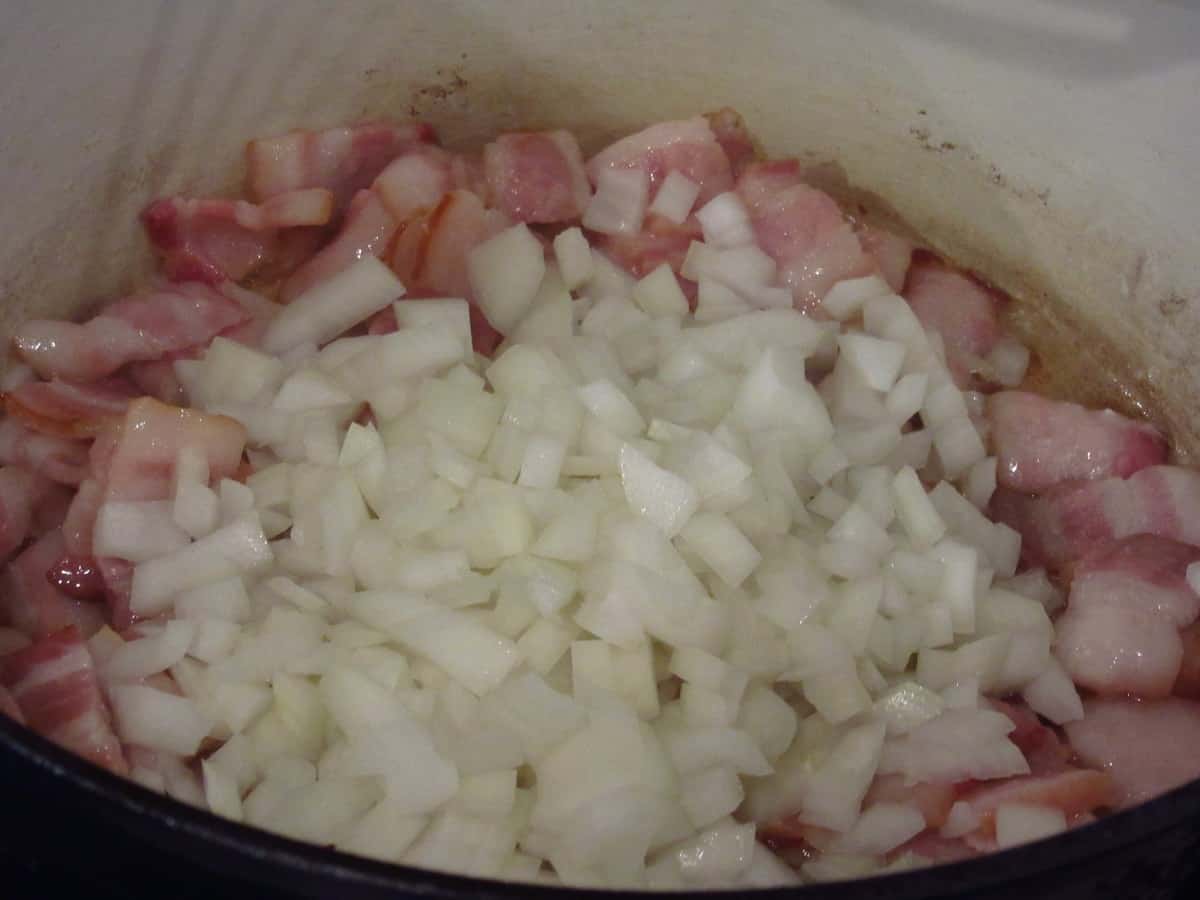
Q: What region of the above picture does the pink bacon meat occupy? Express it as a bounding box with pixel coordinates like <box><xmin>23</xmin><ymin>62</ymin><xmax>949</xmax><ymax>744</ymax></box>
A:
<box><xmin>587</xmin><ymin>116</ymin><xmax>735</xmax><ymax>206</ymax></box>
<box><xmin>0</xmin><ymin>625</ymin><xmax>126</xmax><ymax>774</ymax></box>
<box><xmin>13</xmin><ymin>282</ymin><xmax>249</xmax><ymax>382</ymax></box>
<box><xmin>141</xmin><ymin>188</ymin><xmax>333</xmax><ymax>284</ymax></box>
<box><xmin>0</xmin><ymin>466</ymin><xmax>51</xmax><ymax>562</ymax></box>
<box><xmin>736</xmin><ymin>160</ymin><xmax>872</xmax><ymax>315</ymax></box>
<box><xmin>1</xmin><ymin>529</ymin><xmax>104</xmax><ymax>639</ymax></box>
<box><xmin>483</xmin><ymin>131</ymin><xmax>591</xmax><ymax>224</ymax></box>
<box><xmin>988</xmin><ymin>391</ymin><xmax>1166</xmax><ymax>493</ymax></box>
<box><xmin>1054</xmin><ymin>535</ymin><xmax>1200</xmax><ymax>699</ymax></box>
<box><xmin>4</xmin><ymin>376</ymin><xmax>140</xmax><ymax>440</ymax></box>
<box><xmin>1065</xmin><ymin>697</ymin><xmax>1200</xmax><ymax>808</ymax></box>
<box><xmin>245</xmin><ymin>120</ymin><xmax>438</xmax><ymax>212</ymax></box>
<box><xmin>904</xmin><ymin>260</ymin><xmax>999</xmax><ymax>388</ymax></box>
<box><xmin>0</xmin><ymin>418</ymin><xmax>89</xmax><ymax>485</ymax></box>
<box><xmin>991</xmin><ymin>465</ymin><xmax>1200</xmax><ymax>569</ymax></box>
<box><xmin>857</xmin><ymin>224</ymin><xmax>914</xmax><ymax>293</ymax></box>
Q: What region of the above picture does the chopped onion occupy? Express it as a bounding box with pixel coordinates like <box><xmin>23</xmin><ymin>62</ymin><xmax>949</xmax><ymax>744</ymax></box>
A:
<box><xmin>648</xmin><ymin>171</ymin><xmax>701</xmax><ymax>225</ymax></box>
<box><xmin>583</xmin><ymin>168</ymin><xmax>648</xmax><ymax>236</ymax></box>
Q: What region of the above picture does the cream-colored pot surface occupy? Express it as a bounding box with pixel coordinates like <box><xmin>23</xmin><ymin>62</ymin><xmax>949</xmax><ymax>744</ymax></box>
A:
<box><xmin>2</xmin><ymin>0</ymin><xmax>1198</xmax><ymax>446</ymax></box>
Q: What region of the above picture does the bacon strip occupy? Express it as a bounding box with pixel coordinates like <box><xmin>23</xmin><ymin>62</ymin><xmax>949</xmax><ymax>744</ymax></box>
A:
<box><xmin>483</xmin><ymin>131</ymin><xmax>591</xmax><ymax>224</ymax></box>
<box><xmin>0</xmin><ymin>626</ymin><xmax>127</xmax><ymax>774</ymax></box>
<box><xmin>988</xmin><ymin>391</ymin><xmax>1166</xmax><ymax>493</ymax></box>
<box><xmin>13</xmin><ymin>282</ymin><xmax>249</xmax><ymax>382</ymax></box>
<box><xmin>0</xmin><ymin>418</ymin><xmax>89</xmax><ymax>485</ymax></box>
<box><xmin>0</xmin><ymin>465</ymin><xmax>50</xmax><ymax>562</ymax></box>
<box><xmin>4</xmin><ymin>376</ymin><xmax>140</xmax><ymax>439</ymax></box>
<box><xmin>1</xmin><ymin>529</ymin><xmax>104</xmax><ymax>639</ymax></box>
<box><xmin>904</xmin><ymin>260</ymin><xmax>999</xmax><ymax>388</ymax></box>
<box><xmin>587</xmin><ymin>117</ymin><xmax>735</xmax><ymax>205</ymax></box>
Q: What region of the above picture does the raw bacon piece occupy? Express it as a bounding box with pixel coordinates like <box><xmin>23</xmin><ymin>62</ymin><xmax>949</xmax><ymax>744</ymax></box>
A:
<box><xmin>991</xmin><ymin>466</ymin><xmax>1200</xmax><ymax>568</ymax></box>
<box><xmin>98</xmin><ymin>557</ymin><xmax>135</xmax><ymax>632</ymax></box>
<box><xmin>141</xmin><ymin>189</ymin><xmax>334</xmax><ymax>284</ymax></box>
<box><xmin>957</xmin><ymin>769</ymin><xmax>1114</xmax><ymax>838</ymax></box>
<box><xmin>374</xmin><ymin>145</ymin><xmax>455</xmax><ymax>223</ymax></box>
<box><xmin>0</xmin><ymin>465</ymin><xmax>49</xmax><ymax>562</ymax></box>
<box><xmin>4</xmin><ymin>376</ymin><xmax>140</xmax><ymax>439</ymax></box>
<box><xmin>47</xmin><ymin>555</ymin><xmax>106</xmax><ymax>602</ymax></box>
<box><xmin>101</xmin><ymin>398</ymin><xmax>246</xmax><ymax>502</ymax></box>
<box><xmin>0</xmin><ymin>626</ymin><xmax>127</xmax><ymax>774</ymax></box>
<box><xmin>904</xmin><ymin>261</ymin><xmax>999</xmax><ymax>388</ymax></box>
<box><xmin>0</xmin><ymin>418</ymin><xmax>89</xmax><ymax>485</ymax></box>
<box><xmin>14</xmin><ymin>282</ymin><xmax>249</xmax><ymax>382</ymax></box>
<box><xmin>988</xmin><ymin>391</ymin><xmax>1166</xmax><ymax>493</ymax></box>
<box><xmin>279</xmin><ymin>189</ymin><xmax>398</xmax><ymax>303</ymax></box>
<box><xmin>126</xmin><ymin>359</ymin><xmax>186</xmax><ymax>405</ymax></box>
<box><xmin>587</xmin><ymin>117</ymin><xmax>735</xmax><ymax>205</ymax></box>
<box><xmin>594</xmin><ymin>214</ymin><xmax>702</xmax><ymax>282</ymax></box>
<box><xmin>705</xmin><ymin>107</ymin><xmax>758</xmax><ymax>178</ymax></box>
<box><xmin>1176</xmin><ymin>623</ymin><xmax>1200</xmax><ymax>699</ymax></box>
<box><xmin>245</xmin><ymin>120</ymin><xmax>438</xmax><ymax>211</ymax></box>
<box><xmin>736</xmin><ymin>160</ymin><xmax>872</xmax><ymax>314</ymax></box>
<box><xmin>484</xmin><ymin>131</ymin><xmax>591</xmax><ymax>224</ymax></box>
<box><xmin>988</xmin><ymin>698</ymin><xmax>1072</xmax><ymax>775</ymax></box>
<box><xmin>0</xmin><ymin>684</ymin><xmax>23</xmax><ymax>722</ymax></box>
<box><xmin>1065</xmin><ymin>698</ymin><xmax>1200</xmax><ymax>807</ymax></box>
<box><xmin>857</xmin><ymin>224</ymin><xmax>914</xmax><ymax>293</ymax></box>
<box><xmin>62</xmin><ymin>478</ymin><xmax>103</xmax><ymax>557</ymax></box>
<box><xmin>1</xmin><ymin>529</ymin><xmax>103</xmax><ymax>639</ymax></box>
<box><xmin>1054</xmin><ymin>536</ymin><xmax>1200</xmax><ymax>699</ymax></box>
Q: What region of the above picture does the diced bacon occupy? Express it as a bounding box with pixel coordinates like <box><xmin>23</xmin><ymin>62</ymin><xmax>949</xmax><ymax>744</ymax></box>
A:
<box><xmin>14</xmin><ymin>282</ymin><xmax>248</xmax><ymax>382</ymax></box>
<box><xmin>587</xmin><ymin>117</ymin><xmax>735</xmax><ymax>205</ymax></box>
<box><xmin>992</xmin><ymin>466</ymin><xmax>1200</xmax><ymax>569</ymax></box>
<box><xmin>1055</xmin><ymin>536</ymin><xmax>1200</xmax><ymax>699</ymax></box>
<box><xmin>101</xmin><ymin>398</ymin><xmax>246</xmax><ymax>502</ymax></box>
<box><xmin>863</xmin><ymin>774</ymin><xmax>957</xmax><ymax>830</ymax></box>
<box><xmin>0</xmin><ymin>684</ymin><xmax>22</xmax><ymax>722</ymax></box>
<box><xmin>0</xmin><ymin>418</ymin><xmax>89</xmax><ymax>485</ymax></box>
<box><xmin>958</xmin><ymin>769</ymin><xmax>1114</xmax><ymax>838</ymax></box>
<box><xmin>4</xmin><ymin>376</ymin><xmax>139</xmax><ymax>439</ymax></box>
<box><xmin>988</xmin><ymin>698</ymin><xmax>1071</xmax><ymax>775</ymax></box>
<box><xmin>373</xmin><ymin>145</ymin><xmax>455</xmax><ymax>223</ymax></box>
<box><xmin>367</xmin><ymin>306</ymin><xmax>398</xmax><ymax>336</ymax></box>
<box><xmin>62</xmin><ymin>478</ymin><xmax>103</xmax><ymax>557</ymax></box>
<box><xmin>0</xmin><ymin>626</ymin><xmax>127</xmax><ymax>774</ymax></box>
<box><xmin>47</xmin><ymin>555</ymin><xmax>106</xmax><ymax>601</ymax></box>
<box><xmin>892</xmin><ymin>831</ymin><xmax>977</xmax><ymax>865</ymax></box>
<box><xmin>1</xmin><ymin>529</ymin><xmax>104</xmax><ymax>639</ymax></box>
<box><xmin>857</xmin><ymin>224</ymin><xmax>914</xmax><ymax>293</ymax></box>
<box><xmin>279</xmin><ymin>189</ymin><xmax>399</xmax><ymax>303</ymax></box>
<box><xmin>705</xmin><ymin>107</ymin><xmax>758</xmax><ymax>178</ymax></box>
<box><xmin>98</xmin><ymin>557</ymin><xmax>135</xmax><ymax>632</ymax></box>
<box><xmin>904</xmin><ymin>260</ymin><xmax>999</xmax><ymax>387</ymax></box>
<box><xmin>32</xmin><ymin>482</ymin><xmax>74</xmax><ymax>536</ymax></box>
<box><xmin>594</xmin><ymin>214</ymin><xmax>702</xmax><ymax>281</ymax></box>
<box><xmin>0</xmin><ymin>465</ymin><xmax>49</xmax><ymax>562</ymax></box>
<box><xmin>736</xmin><ymin>160</ymin><xmax>872</xmax><ymax>314</ymax></box>
<box><xmin>245</xmin><ymin>120</ymin><xmax>438</xmax><ymax>211</ymax></box>
<box><xmin>484</xmin><ymin>131</ymin><xmax>591</xmax><ymax>224</ymax></box>
<box><xmin>1174</xmin><ymin>623</ymin><xmax>1200</xmax><ymax>698</ymax></box>
<box><xmin>1065</xmin><ymin>698</ymin><xmax>1200</xmax><ymax>808</ymax></box>
<box><xmin>126</xmin><ymin>360</ymin><xmax>186</xmax><ymax>405</ymax></box>
<box><xmin>988</xmin><ymin>392</ymin><xmax>1166</xmax><ymax>493</ymax></box>
<box><xmin>141</xmin><ymin>189</ymin><xmax>334</xmax><ymax>284</ymax></box>
<box><xmin>757</xmin><ymin>818</ymin><xmax>835</xmax><ymax>854</ymax></box>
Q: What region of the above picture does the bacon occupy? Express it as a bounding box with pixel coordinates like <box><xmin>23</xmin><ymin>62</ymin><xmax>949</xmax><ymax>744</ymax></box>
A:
<box><xmin>13</xmin><ymin>282</ymin><xmax>249</xmax><ymax>382</ymax></box>
<box><xmin>857</xmin><ymin>224</ymin><xmax>914</xmax><ymax>293</ymax></box>
<box><xmin>957</xmin><ymin>769</ymin><xmax>1114</xmax><ymax>838</ymax></box>
<box><xmin>705</xmin><ymin>107</ymin><xmax>758</xmax><ymax>178</ymax></box>
<box><xmin>141</xmin><ymin>189</ymin><xmax>334</xmax><ymax>284</ymax></box>
<box><xmin>1055</xmin><ymin>536</ymin><xmax>1200</xmax><ymax>699</ymax></box>
<box><xmin>126</xmin><ymin>360</ymin><xmax>186</xmax><ymax>405</ymax></box>
<box><xmin>594</xmin><ymin>214</ymin><xmax>702</xmax><ymax>282</ymax></box>
<box><xmin>47</xmin><ymin>555</ymin><xmax>106</xmax><ymax>601</ymax></box>
<box><xmin>904</xmin><ymin>261</ymin><xmax>999</xmax><ymax>388</ymax></box>
<box><xmin>367</xmin><ymin>306</ymin><xmax>398</xmax><ymax>336</ymax></box>
<box><xmin>988</xmin><ymin>392</ymin><xmax>1166</xmax><ymax>493</ymax></box>
<box><xmin>988</xmin><ymin>698</ymin><xmax>1072</xmax><ymax>775</ymax></box>
<box><xmin>4</xmin><ymin>376</ymin><xmax>140</xmax><ymax>439</ymax></box>
<box><xmin>0</xmin><ymin>418</ymin><xmax>89</xmax><ymax>485</ymax></box>
<box><xmin>374</xmin><ymin>144</ymin><xmax>455</xmax><ymax>223</ymax></box>
<box><xmin>587</xmin><ymin>117</ymin><xmax>735</xmax><ymax>205</ymax></box>
<box><xmin>483</xmin><ymin>131</ymin><xmax>591</xmax><ymax>224</ymax></box>
<box><xmin>0</xmin><ymin>465</ymin><xmax>50</xmax><ymax>562</ymax></box>
<box><xmin>757</xmin><ymin>818</ymin><xmax>834</xmax><ymax>854</ymax></box>
<box><xmin>101</xmin><ymin>397</ymin><xmax>246</xmax><ymax>503</ymax></box>
<box><xmin>736</xmin><ymin>160</ymin><xmax>872</xmax><ymax>314</ymax></box>
<box><xmin>62</xmin><ymin>478</ymin><xmax>103</xmax><ymax>556</ymax></box>
<box><xmin>1175</xmin><ymin>622</ymin><xmax>1200</xmax><ymax>698</ymax></box>
<box><xmin>991</xmin><ymin>465</ymin><xmax>1200</xmax><ymax>568</ymax></box>
<box><xmin>0</xmin><ymin>684</ymin><xmax>23</xmax><ymax>722</ymax></box>
<box><xmin>1064</xmin><ymin>697</ymin><xmax>1200</xmax><ymax>808</ymax></box>
<box><xmin>245</xmin><ymin>120</ymin><xmax>438</xmax><ymax>211</ymax></box>
<box><xmin>0</xmin><ymin>626</ymin><xmax>127</xmax><ymax>774</ymax></box>
<box><xmin>279</xmin><ymin>189</ymin><xmax>399</xmax><ymax>303</ymax></box>
<box><xmin>1</xmin><ymin>529</ymin><xmax>104</xmax><ymax>639</ymax></box>
<box><xmin>98</xmin><ymin>557</ymin><xmax>135</xmax><ymax>632</ymax></box>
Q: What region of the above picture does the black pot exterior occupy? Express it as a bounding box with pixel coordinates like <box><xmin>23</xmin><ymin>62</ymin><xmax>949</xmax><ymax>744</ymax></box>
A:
<box><xmin>3</xmin><ymin>717</ymin><xmax>1199</xmax><ymax>899</ymax></box>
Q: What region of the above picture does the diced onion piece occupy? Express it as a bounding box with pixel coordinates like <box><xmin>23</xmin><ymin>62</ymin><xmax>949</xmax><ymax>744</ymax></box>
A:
<box><xmin>468</xmin><ymin>224</ymin><xmax>547</xmax><ymax>334</ymax></box>
<box><xmin>822</xmin><ymin>275</ymin><xmax>892</xmax><ymax>320</ymax></box>
<box><xmin>110</xmin><ymin>685</ymin><xmax>212</xmax><ymax>756</ymax></box>
<box><xmin>94</xmin><ymin>501</ymin><xmax>191</xmax><ymax>563</ymax></box>
<box><xmin>1021</xmin><ymin>657</ymin><xmax>1084</xmax><ymax>724</ymax></box>
<box><xmin>632</xmin><ymin>264</ymin><xmax>689</xmax><ymax>318</ymax></box>
<box><xmin>994</xmin><ymin>804</ymin><xmax>1067</xmax><ymax>849</ymax></box>
<box><xmin>695</xmin><ymin>192</ymin><xmax>754</xmax><ymax>248</ymax></box>
<box><xmin>831</xmin><ymin>803</ymin><xmax>926</xmax><ymax>855</ymax></box>
<box><xmin>679</xmin><ymin>513</ymin><xmax>762</xmax><ymax>588</ymax></box>
<box><xmin>582</xmin><ymin>168</ymin><xmax>648</xmax><ymax>236</ymax></box>
<box><xmin>263</xmin><ymin>257</ymin><xmax>403</xmax><ymax>354</ymax></box>
<box><xmin>648</xmin><ymin>171</ymin><xmax>701</xmax><ymax>225</ymax></box>
<box><xmin>553</xmin><ymin>227</ymin><xmax>595</xmax><ymax>290</ymax></box>
<box><xmin>838</xmin><ymin>334</ymin><xmax>906</xmax><ymax>393</ymax></box>
<box><xmin>618</xmin><ymin>443</ymin><xmax>699</xmax><ymax>538</ymax></box>
<box><xmin>393</xmin><ymin>298</ymin><xmax>473</xmax><ymax>360</ymax></box>
<box><xmin>986</xmin><ymin>336</ymin><xmax>1031</xmax><ymax>388</ymax></box>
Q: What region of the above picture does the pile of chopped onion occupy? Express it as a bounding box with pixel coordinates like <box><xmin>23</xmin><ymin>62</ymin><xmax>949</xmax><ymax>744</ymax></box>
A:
<box><xmin>90</xmin><ymin>207</ymin><xmax>1066</xmax><ymax>889</ymax></box>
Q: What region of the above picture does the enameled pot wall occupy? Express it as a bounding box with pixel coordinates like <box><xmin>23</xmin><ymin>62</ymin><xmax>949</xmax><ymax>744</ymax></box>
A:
<box><xmin>1</xmin><ymin>1</ymin><xmax>1199</xmax><ymax>897</ymax></box>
